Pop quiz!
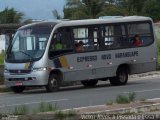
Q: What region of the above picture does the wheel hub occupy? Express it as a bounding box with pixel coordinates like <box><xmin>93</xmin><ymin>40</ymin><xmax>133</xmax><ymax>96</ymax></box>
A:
<box><xmin>50</xmin><ymin>78</ymin><xmax>57</xmax><ymax>87</ymax></box>
<box><xmin>119</xmin><ymin>72</ymin><xmax>126</xmax><ymax>82</ymax></box>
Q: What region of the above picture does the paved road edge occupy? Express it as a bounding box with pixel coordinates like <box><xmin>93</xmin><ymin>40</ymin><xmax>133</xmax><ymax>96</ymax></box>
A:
<box><xmin>4</xmin><ymin>99</ymin><xmax>160</xmax><ymax>120</ymax></box>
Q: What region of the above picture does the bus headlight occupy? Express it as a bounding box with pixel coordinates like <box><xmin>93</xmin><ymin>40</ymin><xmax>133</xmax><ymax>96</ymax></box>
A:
<box><xmin>4</xmin><ymin>69</ymin><xmax>9</xmax><ymax>73</ymax></box>
<box><xmin>32</xmin><ymin>67</ymin><xmax>47</xmax><ymax>72</ymax></box>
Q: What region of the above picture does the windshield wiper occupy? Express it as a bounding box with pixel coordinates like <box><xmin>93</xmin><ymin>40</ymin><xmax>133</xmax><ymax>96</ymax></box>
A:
<box><xmin>19</xmin><ymin>50</ymin><xmax>34</xmax><ymax>61</ymax></box>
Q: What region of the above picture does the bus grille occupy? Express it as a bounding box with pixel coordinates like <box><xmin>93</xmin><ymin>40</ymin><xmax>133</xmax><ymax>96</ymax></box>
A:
<box><xmin>9</xmin><ymin>69</ymin><xmax>31</xmax><ymax>74</ymax></box>
<box><xmin>8</xmin><ymin>78</ymin><xmax>25</xmax><ymax>81</ymax></box>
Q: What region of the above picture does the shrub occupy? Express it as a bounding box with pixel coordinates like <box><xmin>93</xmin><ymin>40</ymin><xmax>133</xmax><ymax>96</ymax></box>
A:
<box><xmin>54</xmin><ymin>110</ymin><xmax>66</xmax><ymax>119</ymax></box>
<box><xmin>115</xmin><ymin>92</ymin><xmax>136</xmax><ymax>104</ymax></box>
<box><xmin>0</xmin><ymin>53</ymin><xmax>4</xmax><ymax>65</ymax></box>
<box><xmin>67</xmin><ymin>110</ymin><xmax>77</xmax><ymax>117</ymax></box>
<box><xmin>116</xmin><ymin>95</ymin><xmax>129</xmax><ymax>104</ymax></box>
<box><xmin>128</xmin><ymin>92</ymin><xmax>136</xmax><ymax>102</ymax></box>
<box><xmin>33</xmin><ymin>102</ymin><xmax>58</xmax><ymax>114</ymax></box>
<box><xmin>13</xmin><ymin>105</ymin><xmax>28</xmax><ymax>115</ymax></box>
<box><xmin>106</xmin><ymin>100</ymin><xmax>114</xmax><ymax>105</ymax></box>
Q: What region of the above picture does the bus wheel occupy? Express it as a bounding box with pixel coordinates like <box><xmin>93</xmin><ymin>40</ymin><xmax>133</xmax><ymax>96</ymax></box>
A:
<box><xmin>109</xmin><ymin>67</ymin><xmax>128</xmax><ymax>86</ymax></box>
<box><xmin>11</xmin><ymin>86</ymin><xmax>25</xmax><ymax>93</ymax></box>
<box><xmin>81</xmin><ymin>80</ymin><xmax>98</xmax><ymax>87</ymax></box>
<box><xmin>45</xmin><ymin>74</ymin><xmax>60</xmax><ymax>92</ymax></box>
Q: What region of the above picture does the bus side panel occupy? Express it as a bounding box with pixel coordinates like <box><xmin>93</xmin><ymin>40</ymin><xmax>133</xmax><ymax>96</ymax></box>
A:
<box><xmin>51</xmin><ymin>43</ymin><xmax>157</xmax><ymax>82</ymax></box>
<box><xmin>64</xmin><ymin>66</ymin><xmax>117</xmax><ymax>81</ymax></box>
<box><xmin>129</xmin><ymin>62</ymin><xmax>157</xmax><ymax>74</ymax></box>
<box><xmin>129</xmin><ymin>43</ymin><xmax>157</xmax><ymax>74</ymax></box>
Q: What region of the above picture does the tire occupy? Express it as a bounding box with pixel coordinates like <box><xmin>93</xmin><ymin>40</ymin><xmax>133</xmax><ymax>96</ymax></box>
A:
<box><xmin>109</xmin><ymin>67</ymin><xmax>128</xmax><ymax>86</ymax></box>
<box><xmin>45</xmin><ymin>74</ymin><xmax>60</xmax><ymax>92</ymax></box>
<box><xmin>81</xmin><ymin>80</ymin><xmax>98</xmax><ymax>87</ymax></box>
<box><xmin>11</xmin><ymin>86</ymin><xmax>25</xmax><ymax>93</ymax></box>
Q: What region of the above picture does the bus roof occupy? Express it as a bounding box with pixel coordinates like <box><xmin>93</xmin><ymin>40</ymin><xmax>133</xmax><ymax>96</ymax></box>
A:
<box><xmin>19</xmin><ymin>16</ymin><xmax>152</xmax><ymax>29</ymax></box>
<box><xmin>58</xmin><ymin>16</ymin><xmax>152</xmax><ymax>27</ymax></box>
<box><xmin>19</xmin><ymin>21</ymin><xmax>61</xmax><ymax>30</ymax></box>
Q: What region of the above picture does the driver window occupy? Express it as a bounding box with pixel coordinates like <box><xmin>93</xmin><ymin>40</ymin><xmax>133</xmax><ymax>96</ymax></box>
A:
<box><xmin>49</xmin><ymin>27</ymin><xmax>73</xmax><ymax>58</ymax></box>
<box><xmin>50</xmin><ymin>33</ymin><xmax>63</xmax><ymax>50</ymax></box>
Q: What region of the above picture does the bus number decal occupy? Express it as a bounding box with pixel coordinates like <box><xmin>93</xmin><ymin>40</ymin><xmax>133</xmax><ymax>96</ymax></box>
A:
<box><xmin>77</xmin><ymin>56</ymin><xmax>97</xmax><ymax>62</ymax></box>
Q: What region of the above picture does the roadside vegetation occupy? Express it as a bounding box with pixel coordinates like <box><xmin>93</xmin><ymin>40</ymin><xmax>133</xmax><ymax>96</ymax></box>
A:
<box><xmin>64</xmin><ymin>0</ymin><xmax>160</xmax><ymax>21</ymax></box>
<box><xmin>157</xmin><ymin>36</ymin><xmax>160</xmax><ymax>70</ymax></box>
<box><xmin>0</xmin><ymin>52</ymin><xmax>4</xmax><ymax>85</ymax></box>
<box><xmin>106</xmin><ymin>92</ymin><xmax>136</xmax><ymax>105</ymax></box>
<box><xmin>13</xmin><ymin>105</ymin><xmax>28</xmax><ymax>115</ymax></box>
<box><xmin>0</xmin><ymin>87</ymin><xmax>11</xmax><ymax>92</ymax></box>
<box><xmin>155</xmin><ymin>26</ymin><xmax>160</xmax><ymax>70</ymax></box>
<box><xmin>54</xmin><ymin>110</ymin><xmax>77</xmax><ymax>120</ymax></box>
<box><xmin>1</xmin><ymin>93</ymin><xmax>159</xmax><ymax>120</ymax></box>
<box><xmin>116</xmin><ymin>92</ymin><xmax>136</xmax><ymax>104</ymax></box>
<box><xmin>0</xmin><ymin>52</ymin><xmax>4</xmax><ymax>65</ymax></box>
<box><xmin>0</xmin><ymin>102</ymin><xmax>77</xmax><ymax>120</ymax></box>
<box><xmin>158</xmin><ymin>43</ymin><xmax>160</xmax><ymax>70</ymax></box>
<box><xmin>32</xmin><ymin>102</ymin><xmax>58</xmax><ymax>114</ymax></box>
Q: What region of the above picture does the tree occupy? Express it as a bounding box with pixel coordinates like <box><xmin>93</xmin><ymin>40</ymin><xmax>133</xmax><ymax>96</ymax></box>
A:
<box><xmin>117</xmin><ymin>0</ymin><xmax>146</xmax><ymax>15</ymax></box>
<box><xmin>81</xmin><ymin>0</ymin><xmax>106</xmax><ymax>18</ymax></box>
<box><xmin>64</xmin><ymin>0</ymin><xmax>88</xmax><ymax>19</ymax></box>
<box><xmin>98</xmin><ymin>4</ymin><xmax>126</xmax><ymax>17</ymax></box>
<box><xmin>52</xmin><ymin>9</ymin><xmax>62</xmax><ymax>19</ymax></box>
<box><xmin>0</xmin><ymin>7</ymin><xmax>24</xmax><ymax>24</ymax></box>
<box><xmin>64</xmin><ymin>0</ymin><xmax>107</xmax><ymax>19</ymax></box>
<box><xmin>63</xmin><ymin>0</ymin><xmax>142</xmax><ymax>20</ymax></box>
<box><xmin>63</xmin><ymin>0</ymin><xmax>160</xmax><ymax>21</ymax></box>
<box><xmin>142</xmin><ymin>0</ymin><xmax>160</xmax><ymax>21</ymax></box>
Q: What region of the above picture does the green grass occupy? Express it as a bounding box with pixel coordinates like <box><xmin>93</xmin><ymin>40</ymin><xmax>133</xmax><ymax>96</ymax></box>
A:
<box><xmin>33</xmin><ymin>102</ymin><xmax>58</xmax><ymax>114</ymax></box>
<box><xmin>155</xmin><ymin>26</ymin><xmax>160</xmax><ymax>70</ymax></box>
<box><xmin>32</xmin><ymin>103</ymin><xmax>77</xmax><ymax>119</ymax></box>
<box><xmin>0</xmin><ymin>52</ymin><xmax>4</xmax><ymax>85</ymax></box>
<box><xmin>12</xmin><ymin>105</ymin><xmax>28</xmax><ymax>115</ymax></box>
<box><xmin>67</xmin><ymin>110</ymin><xmax>77</xmax><ymax>117</ymax></box>
<box><xmin>0</xmin><ymin>52</ymin><xmax>4</xmax><ymax>65</ymax></box>
<box><xmin>0</xmin><ymin>87</ymin><xmax>11</xmax><ymax>92</ymax></box>
<box><xmin>157</xmin><ymin>41</ymin><xmax>160</xmax><ymax>70</ymax></box>
<box><xmin>157</xmin><ymin>30</ymin><xmax>160</xmax><ymax>70</ymax></box>
<box><xmin>116</xmin><ymin>95</ymin><xmax>130</xmax><ymax>104</ymax></box>
<box><xmin>115</xmin><ymin>92</ymin><xmax>136</xmax><ymax>104</ymax></box>
<box><xmin>54</xmin><ymin>110</ymin><xmax>77</xmax><ymax>120</ymax></box>
<box><xmin>128</xmin><ymin>92</ymin><xmax>136</xmax><ymax>102</ymax></box>
<box><xmin>54</xmin><ymin>110</ymin><xmax>66</xmax><ymax>120</ymax></box>
<box><xmin>106</xmin><ymin>100</ymin><xmax>114</xmax><ymax>105</ymax></box>
<box><xmin>0</xmin><ymin>76</ymin><xmax>4</xmax><ymax>85</ymax></box>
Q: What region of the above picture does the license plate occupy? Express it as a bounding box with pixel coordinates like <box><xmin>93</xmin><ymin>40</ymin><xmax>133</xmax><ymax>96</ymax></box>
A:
<box><xmin>15</xmin><ymin>82</ymin><xmax>23</xmax><ymax>86</ymax></box>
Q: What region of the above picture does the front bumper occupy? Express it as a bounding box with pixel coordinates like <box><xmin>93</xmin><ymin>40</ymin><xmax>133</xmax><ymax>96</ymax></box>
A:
<box><xmin>4</xmin><ymin>70</ymin><xmax>49</xmax><ymax>87</ymax></box>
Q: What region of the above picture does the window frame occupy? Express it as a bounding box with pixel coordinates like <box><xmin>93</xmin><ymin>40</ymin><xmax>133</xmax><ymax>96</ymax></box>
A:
<box><xmin>126</xmin><ymin>21</ymin><xmax>154</xmax><ymax>48</ymax></box>
<box><xmin>101</xmin><ymin>24</ymin><xmax>127</xmax><ymax>50</ymax></box>
<box><xmin>48</xmin><ymin>20</ymin><xmax>154</xmax><ymax>57</ymax></box>
<box><xmin>72</xmin><ymin>25</ymin><xmax>103</xmax><ymax>52</ymax></box>
<box><xmin>48</xmin><ymin>27</ymin><xmax>74</xmax><ymax>59</ymax></box>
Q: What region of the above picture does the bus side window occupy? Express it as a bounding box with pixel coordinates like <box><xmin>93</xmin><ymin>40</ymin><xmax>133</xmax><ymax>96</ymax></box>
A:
<box><xmin>127</xmin><ymin>23</ymin><xmax>153</xmax><ymax>47</ymax></box>
<box><xmin>102</xmin><ymin>25</ymin><xmax>127</xmax><ymax>49</ymax></box>
<box><xmin>73</xmin><ymin>27</ymin><xmax>87</xmax><ymax>52</ymax></box>
<box><xmin>73</xmin><ymin>27</ymin><xmax>100</xmax><ymax>52</ymax></box>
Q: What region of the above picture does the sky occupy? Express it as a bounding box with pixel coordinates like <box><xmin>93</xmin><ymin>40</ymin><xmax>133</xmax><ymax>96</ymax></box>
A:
<box><xmin>0</xmin><ymin>0</ymin><xmax>66</xmax><ymax>20</ymax></box>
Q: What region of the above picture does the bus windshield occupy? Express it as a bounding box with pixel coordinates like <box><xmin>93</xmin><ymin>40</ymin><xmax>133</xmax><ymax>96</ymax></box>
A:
<box><xmin>6</xmin><ymin>26</ymin><xmax>53</xmax><ymax>62</ymax></box>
